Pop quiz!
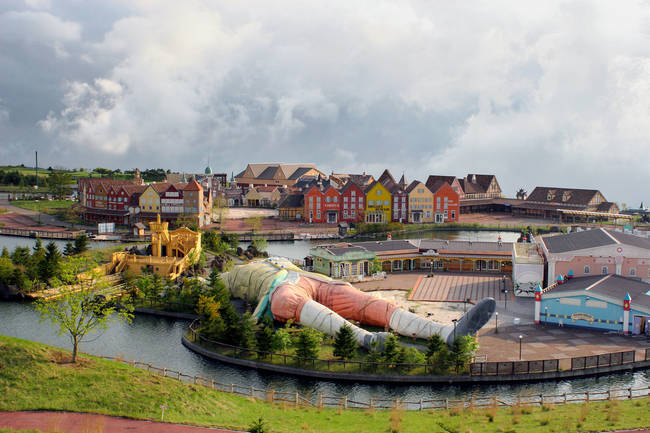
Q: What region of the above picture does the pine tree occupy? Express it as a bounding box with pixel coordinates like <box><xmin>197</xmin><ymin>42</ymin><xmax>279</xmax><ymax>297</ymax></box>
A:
<box><xmin>255</xmin><ymin>316</ymin><xmax>275</xmax><ymax>357</ymax></box>
<box><xmin>426</xmin><ymin>334</ymin><xmax>446</xmax><ymax>361</ymax></box>
<box><xmin>10</xmin><ymin>247</ymin><xmax>31</xmax><ymax>266</ymax></box>
<box><xmin>33</xmin><ymin>237</ymin><xmax>43</xmax><ymax>254</ymax></box>
<box><xmin>382</xmin><ymin>334</ymin><xmax>400</xmax><ymax>364</ymax></box>
<box><xmin>333</xmin><ymin>325</ymin><xmax>357</xmax><ymax>360</ymax></box>
<box><xmin>40</xmin><ymin>242</ymin><xmax>62</xmax><ymax>281</ymax></box>
<box><xmin>449</xmin><ymin>335</ymin><xmax>479</xmax><ymax>374</ymax></box>
<box><xmin>294</xmin><ymin>328</ymin><xmax>322</xmax><ymax>361</ymax></box>
<box><xmin>238</xmin><ymin>312</ymin><xmax>256</xmax><ymax>349</ymax></box>
<box><xmin>63</xmin><ymin>242</ymin><xmax>75</xmax><ymax>256</ymax></box>
<box><xmin>73</xmin><ymin>234</ymin><xmax>89</xmax><ymax>254</ymax></box>
<box><xmin>270</xmin><ymin>328</ymin><xmax>291</xmax><ymax>353</ymax></box>
<box><xmin>1</xmin><ymin>247</ymin><xmax>9</xmax><ymax>259</ymax></box>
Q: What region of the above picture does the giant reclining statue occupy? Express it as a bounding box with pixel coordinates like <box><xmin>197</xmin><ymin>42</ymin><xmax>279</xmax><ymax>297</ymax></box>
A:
<box><xmin>222</xmin><ymin>258</ymin><xmax>496</xmax><ymax>349</ymax></box>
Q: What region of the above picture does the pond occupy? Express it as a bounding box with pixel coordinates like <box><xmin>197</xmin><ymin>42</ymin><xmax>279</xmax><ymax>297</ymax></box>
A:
<box><xmin>1</xmin><ymin>301</ymin><xmax>648</xmax><ymax>404</ymax></box>
<box><xmin>0</xmin><ymin>234</ymin><xmax>120</xmax><ymax>252</ymax></box>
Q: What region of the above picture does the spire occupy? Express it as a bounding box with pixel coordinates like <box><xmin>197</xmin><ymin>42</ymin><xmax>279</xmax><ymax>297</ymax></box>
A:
<box><xmin>398</xmin><ymin>173</ymin><xmax>406</xmax><ymax>186</ymax></box>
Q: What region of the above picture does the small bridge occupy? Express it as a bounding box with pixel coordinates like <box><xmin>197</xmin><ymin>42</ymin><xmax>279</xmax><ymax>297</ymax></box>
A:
<box><xmin>26</xmin><ymin>274</ymin><xmax>127</xmax><ymax>301</ymax></box>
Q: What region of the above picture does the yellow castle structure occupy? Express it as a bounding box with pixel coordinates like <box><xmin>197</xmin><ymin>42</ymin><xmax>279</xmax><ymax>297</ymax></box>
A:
<box><xmin>109</xmin><ymin>214</ymin><xmax>202</xmax><ymax>279</ymax></box>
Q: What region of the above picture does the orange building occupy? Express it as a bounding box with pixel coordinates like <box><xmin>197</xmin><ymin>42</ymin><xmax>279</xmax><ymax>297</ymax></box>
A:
<box><xmin>428</xmin><ymin>181</ymin><xmax>460</xmax><ymax>223</ymax></box>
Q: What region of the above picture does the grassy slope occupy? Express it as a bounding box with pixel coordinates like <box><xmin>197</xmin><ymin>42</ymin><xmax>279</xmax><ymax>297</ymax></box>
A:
<box><xmin>0</xmin><ymin>335</ymin><xmax>649</xmax><ymax>433</ymax></box>
<box><xmin>10</xmin><ymin>200</ymin><xmax>76</xmax><ymax>212</ymax></box>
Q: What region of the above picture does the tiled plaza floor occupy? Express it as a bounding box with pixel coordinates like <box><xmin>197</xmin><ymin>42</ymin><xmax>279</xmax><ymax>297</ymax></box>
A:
<box><xmin>410</xmin><ymin>272</ymin><xmax>514</xmax><ymax>302</ymax></box>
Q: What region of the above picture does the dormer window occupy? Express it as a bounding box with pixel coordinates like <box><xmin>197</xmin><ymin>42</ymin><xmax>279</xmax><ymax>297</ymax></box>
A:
<box><xmin>562</xmin><ymin>191</ymin><xmax>572</xmax><ymax>202</ymax></box>
<box><xmin>547</xmin><ymin>189</ymin><xmax>556</xmax><ymax>201</ymax></box>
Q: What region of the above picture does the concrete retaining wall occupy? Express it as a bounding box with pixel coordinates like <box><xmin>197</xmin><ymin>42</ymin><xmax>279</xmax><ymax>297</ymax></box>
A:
<box><xmin>182</xmin><ymin>334</ymin><xmax>650</xmax><ymax>384</ymax></box>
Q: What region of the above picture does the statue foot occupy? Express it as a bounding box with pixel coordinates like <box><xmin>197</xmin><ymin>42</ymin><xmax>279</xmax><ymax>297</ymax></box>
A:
<box><xmin>446</xmin><ymin>297</ymin><xmax>496</xmax><ymax>345</ymax></box>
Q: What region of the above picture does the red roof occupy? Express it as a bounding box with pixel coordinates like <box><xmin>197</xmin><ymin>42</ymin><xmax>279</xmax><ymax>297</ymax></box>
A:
<box><xmin>184</xmin><ymin>180</ymin><xmax>202</xmax><ymax>191</ymax></box>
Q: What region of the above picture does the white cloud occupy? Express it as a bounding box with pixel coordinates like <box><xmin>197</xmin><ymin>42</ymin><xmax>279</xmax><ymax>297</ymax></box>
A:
<box><xmin>0</xmin><ymin>0</ymin><xmax>648</xmax><ymax>203</ymax></box>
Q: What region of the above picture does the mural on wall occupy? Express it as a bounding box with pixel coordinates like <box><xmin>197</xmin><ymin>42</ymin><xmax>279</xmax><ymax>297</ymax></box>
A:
<box><xmin>514</xmin><ymin>280</ymin><xmax>542</xmax><ymax>296</ymax></box>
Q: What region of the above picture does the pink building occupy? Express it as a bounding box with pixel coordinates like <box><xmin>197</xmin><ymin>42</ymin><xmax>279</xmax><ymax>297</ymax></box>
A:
<box><xmin>540</xmin><ymin>228</ymin><xmax>650</xmax><ymax>285</ymax></box>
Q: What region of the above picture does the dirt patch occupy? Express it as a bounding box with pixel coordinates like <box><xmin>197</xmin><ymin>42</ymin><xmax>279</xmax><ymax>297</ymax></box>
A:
<box><xmin>48</xmin><ymin>349</ymin><xmax>94</xmax><ymax>368</ymax></box>
<box><xmin>365</xmin><ymin>289</ymin><xmax>465</xmax><ymax>325</ymax></box>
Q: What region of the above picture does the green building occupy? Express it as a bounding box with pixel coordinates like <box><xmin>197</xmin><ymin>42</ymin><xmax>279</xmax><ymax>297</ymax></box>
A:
<box><xmin>309</xmin><ymin>244</ymin><xmax>376</xmax><ymax>279</ymax></box>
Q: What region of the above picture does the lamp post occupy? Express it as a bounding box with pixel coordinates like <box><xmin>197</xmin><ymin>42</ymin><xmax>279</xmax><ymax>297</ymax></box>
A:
<box><xmin>495</xmin><ymin>312</ymin><xmax>499</xmax><ymax>334</ymax></box>
<box><xmin>544</xmin><ymin>307</ymin><xmax>548</xmax><ymax>327</ymax></box>
<box><xmin>504</xmin><ymin>289</ymin><xmax>508</xmax><ymax>311</ymax></box>
<box><xmin>452</xmin><ymin>318</ymin><xmax>458</xmax><ymax>342</ymax></box>
<box><xmin>519</xmin><ymin>335</ymin><xmax>523</xmax><ymax>360</ymax></box>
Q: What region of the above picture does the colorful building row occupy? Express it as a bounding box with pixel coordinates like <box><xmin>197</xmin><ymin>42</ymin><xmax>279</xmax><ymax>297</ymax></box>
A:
<box><xmin>279</xmin><ymin>169</ymin><xmax>461</xmax><ymax>225</ymax></box>
<box><xmin>78</xmin><ymin>177</ymin><xmax>212</xmax><ymax>226</ymax></box>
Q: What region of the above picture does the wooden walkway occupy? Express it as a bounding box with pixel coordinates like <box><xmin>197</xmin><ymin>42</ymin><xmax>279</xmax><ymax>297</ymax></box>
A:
<box><xmin>409</xmin><ymin>273</ymin><xmax>513</xmax><ymax>302</ymax></box>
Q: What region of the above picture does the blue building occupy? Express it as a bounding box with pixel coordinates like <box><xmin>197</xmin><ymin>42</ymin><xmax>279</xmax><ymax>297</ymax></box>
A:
<box><xmin>540</xmin><ymin>274</ymin><xmax>650</xmax><ymax>334</ymax></box>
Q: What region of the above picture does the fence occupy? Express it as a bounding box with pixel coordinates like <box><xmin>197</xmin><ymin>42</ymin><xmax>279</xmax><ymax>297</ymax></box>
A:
<box><xmin>188</xmin><ymin>320</ymin><xmax>644</xmax><ymax>377</ymax></box>
<box><xmin>101</xmin><ymin>355</ymin><xmax>650</xmax><ymax>410</ymax></box>
<box><xmin>186</xmin><ymin>320</ymin><xmax>438</xmax><ymax>375</ymax></box>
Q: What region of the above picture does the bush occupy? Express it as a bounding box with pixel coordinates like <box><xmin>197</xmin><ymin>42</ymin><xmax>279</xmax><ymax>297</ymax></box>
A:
<box><xmin>293</xmin><ymin>328</ymin><xmax>322</xmax><ymax>360</ymax></box>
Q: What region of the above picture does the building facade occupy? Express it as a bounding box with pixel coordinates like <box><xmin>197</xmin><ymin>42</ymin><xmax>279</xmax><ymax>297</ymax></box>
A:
<box><xmin>364</xmin><ymin>181</ymin><xmax>391</xmax><ymax>223</ymax></box>
<box><xmin>407</xmin><ymin>181</ymin><xmax>434</xmax><ymax>223</ymax></box>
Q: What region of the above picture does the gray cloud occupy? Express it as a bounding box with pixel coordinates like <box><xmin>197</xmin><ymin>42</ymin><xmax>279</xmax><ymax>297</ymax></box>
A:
<box><xmin>0</xmin><ymin>1</ymin><xmax>649</xmax><ymax>205</ymax></box>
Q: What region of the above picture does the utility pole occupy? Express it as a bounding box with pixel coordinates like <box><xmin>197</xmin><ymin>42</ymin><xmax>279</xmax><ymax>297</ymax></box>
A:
<box><xmin>35</xmin><ymin>151</ymin><xmax>38</xmax><ymax>191</ymax></box>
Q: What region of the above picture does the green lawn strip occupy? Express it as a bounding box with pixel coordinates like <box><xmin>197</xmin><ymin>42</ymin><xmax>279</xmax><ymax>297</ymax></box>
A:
<box><xmin>10</xmin><ymin>200</ymin><xmax>76</xmax><ymax>212</ymax></box>
<box><xmin>0</xmin><ymin>430</ymin><xmax>47</xmax><ymax>433</ymax></box>
<box><xmin>1</xmin><ymin>334</ymin><xmax>650</xmax><ymax>433</ymax></box>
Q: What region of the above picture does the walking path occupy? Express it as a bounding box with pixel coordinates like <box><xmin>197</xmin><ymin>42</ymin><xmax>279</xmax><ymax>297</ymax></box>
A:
<box><xmin>0</xmin><ymin>411</ymin><xmax>242</xmax><ymax>433</ymax></box>
<box><xmin>409</xmin><ymin>272</ymin><xmax>513</xmax><ymax>302</ymax></box>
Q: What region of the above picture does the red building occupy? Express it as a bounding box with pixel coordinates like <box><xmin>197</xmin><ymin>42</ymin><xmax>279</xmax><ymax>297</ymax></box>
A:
<box><xmin>389</xmin><ymin>182</ymin><xmax>409</xmax><ymax>223</ymax></box>
<box><xmin>339</xmin><ymin>181</ymin><xmax>365</xmax><ymax>223</ymax></box>
<box><xmin>304</xmin><ymin>184</ymin><xmax>341</xmax><ymax>223</ymax></box>
<box><xmin>429</xmin><ymin>181</ymin><xmax>460</xmax><ymax>223</ymax></box>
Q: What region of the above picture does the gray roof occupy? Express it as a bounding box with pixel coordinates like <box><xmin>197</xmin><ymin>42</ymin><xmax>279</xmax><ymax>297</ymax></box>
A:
<box><xmin>607</xmin><ymin>230</ymin><xmax>650</xmax><ymax>250</ymax></box>
<box><xmin>257</xmin><ymin>166</ymin><xmax>278</xmax><ymax>180</ymax></box>
<box><xmin>353</xmin><ymin>240</ymin><xmax>418</xmax><ymax>253</ymax></box>
<box><xmin>325</xmin><ymin>245</ymin><xmax>369</xmax><ymax>256</ymax></box>
<box><xmin>417</xmin><ymin>239</ymin><xmax>513</xmax><ymax>254</ymax></box>
<box><xmin>546</xmin><ymin>275</ymin><xmax>650</xmax><ymax>309</ymax></box>
<box><xmin>288</xmin><ymin>167</ymin><xmax>312</xmax><ymax>180</ymax></box>
<box><xmin>542</xmin><ymin>229</ymin><xmax>615</xmax><ymax>253</ymax></box>
<box><xmin>278</xmin><ymin>194</ymin><xmax>303</xmax><ymax>208</ymax></box>
<box><xmin>542</xmin><ymin>228</ymin><xmax>650</xmax><ymax>254</ymax></box>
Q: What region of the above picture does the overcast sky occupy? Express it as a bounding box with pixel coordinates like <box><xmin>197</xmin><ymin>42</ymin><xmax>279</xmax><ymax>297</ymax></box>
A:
<box><xmin>1</xmin><ymin>1</ymin><xmax>650</xmax><ymax>206</ymax></box>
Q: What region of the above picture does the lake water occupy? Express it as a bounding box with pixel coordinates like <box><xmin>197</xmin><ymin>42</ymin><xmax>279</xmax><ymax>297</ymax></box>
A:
<box><xmin>0</xmin><ymin>235</ymin><xmax>119</xmax><ymax>252</ymax></box>
<box><xmin>245</xmin><ymin>230</ymin><xmax>522</xmax><ymax>260</ymax></box>
<box><xmin>1</xmin><ymin>301</ymin><xmax>648</xmax><ymax>404</ymax></box>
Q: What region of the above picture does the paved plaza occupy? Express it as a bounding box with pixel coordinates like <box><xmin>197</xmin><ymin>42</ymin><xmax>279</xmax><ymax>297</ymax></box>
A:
<box><xmin>476</xmin><ymin>322</ymin><xmax>650</xmax><ymax>364</ymax></box>
<box><xmin>410</xmin><ymin>272</ymin><xmax>514</xmax><ymax>302</ymax></box>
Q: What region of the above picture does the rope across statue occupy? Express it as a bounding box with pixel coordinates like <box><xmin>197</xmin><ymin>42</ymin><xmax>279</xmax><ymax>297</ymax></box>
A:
<box><xmin>222</xmin><ymin>258</ymin><xmax>496</xmax><ymax>349</ymax></box>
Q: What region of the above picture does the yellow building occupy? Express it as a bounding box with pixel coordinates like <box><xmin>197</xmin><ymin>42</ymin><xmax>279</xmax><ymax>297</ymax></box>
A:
<box><xmin>364</xmin><ymin>180</ymin><xmax>391</xmax><ymax>223</ymax></box>
<box><xmin>406</xmin><ymin>181</ymin><xmax>434</xmax><ymax>223</ymax></box>
<box><xmin>139</xmin><ymin>184</ymin><xmax>161</xmax><ymax>213</ymax></box>
<box><xmin>109</xmin><ymin>214</ymin><xmax>201</xmax><ymax>279</ymax></box>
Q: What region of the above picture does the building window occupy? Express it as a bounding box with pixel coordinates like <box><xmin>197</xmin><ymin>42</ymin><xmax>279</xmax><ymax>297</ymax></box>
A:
<box><xmin>444</xmin><ymin>210</ymin><xmax>448</xmax><ymax>218</ymax></box>
<box><xmin>451</xmin><ymin>210</ymin><xmax>456</xmax><ymax>219</ymax></box>
<box><xmin>377</xmin><ymin>190</ymin><xmax>382</xmax><ymax>195</ymax></box>
<box><xmin>630</xmin><ymin>268</ymin><xmax>636</xmax><ymax>277</ymax></box>
<box><xmin>602</xmin><ymin>266</ymin><xmax>608</xmax><ymax>275</ymax></box>
<box><xmin>584</xmin><ymin>265</ymin><xmax>590</xmax><ymax>274</ymax></box>
<box><xmin>384</xmin><ymin>200</ymin><xmax>389</xmax><ymax>206</ymax></box>
<box><xmin>369</xmin><ymin>200</ymin><xmax>374</xmax><ymax>206</ymax></box>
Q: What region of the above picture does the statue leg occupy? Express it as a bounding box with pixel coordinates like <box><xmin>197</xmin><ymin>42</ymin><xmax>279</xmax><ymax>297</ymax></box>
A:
<box><xmin>270</xmin><ymin>283</ymin><xmax>387</xmax><ymax>349</ymax></box>
<box><xmin>309</xmin><ymin>277</ymin><xmax>496</xmax><ymax>344</ymax></box>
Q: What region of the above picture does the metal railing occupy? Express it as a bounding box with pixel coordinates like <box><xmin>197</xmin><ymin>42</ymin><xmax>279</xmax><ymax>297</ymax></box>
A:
<box><xmin>103</xmin><ymin>355</ymin><xmax>650</xmax><ymax>410</ymax></box>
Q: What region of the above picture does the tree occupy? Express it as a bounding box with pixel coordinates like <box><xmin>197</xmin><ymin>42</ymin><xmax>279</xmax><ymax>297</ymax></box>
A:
<box><xmin>47</xmin><ymin>171</ymin><xmax>72</xmax><ymax>199</ymax></box>
<box><xmin>73</xmin><ymin>234</ymin><xmax>88</xmax><ymax>254</ymax></box>
<box><xmin>449</xmin><ymin>335</ymin><xmax>479</xmax><ymax>373</ymax></box>
<box><xmin>255</xmin><ymin>316</ymin><xmax>275</xmax><ymax>356</ymax></box>
<box><xmin>33</xmin><ymin>237</ymin><xmax>43</xmax><ymax>254</ymax></box>
<box><xmin>426</xmin><ymin>334</ymin><xmax>451</xmax><ymax>373</ymax></box>
<box><xmin>245</xmin><ymin>216</ymin><xmax>262</xmax><ymax>233</ymax></box>
<box><xmin>270</xmin><ymin>328</ymin><xmax>291</xmax><ymax>353</ymax></box>
<box><xmin>382</xmin><ymin>334</ymin><xmax>400</xmax><ymax>364</ymax></box>
<box><xmin>63</xmin><ymin>242</ymin><xmax>75</xmax><ymax>256</ymax></box>
<box><xmin>248</xmin><ymin>417</ymin><xmax>268</xmax><ymax>433</ymax></box>
<box><xmin>1</xmin><ymin>247</ymin><xmax>9</xmax><ymax>259</ymax></box>
<box><xmin>293</xmin><ymin>328</ymin><xmax>322</xmax><ymax>361</ymax></box>
<box><xmin>35</xmin><ymin>257</ymin><xmax>133</xmax><ymax>362</ymax></box>
<box><xmin>251</xmin><ymin>237</ymin><xmax>268</xmax><ymax>253</ymax></box>
<box><xmin>196</xmin><ymin>294</ymin><xmax>225</xmax><ymax>340</ymax></box>
<box><xmin>237</xmin><ymin>312</ymin><xmax>257</xmax><ymax>349</ymax></box>
<box><xmin>333</xmin><ymin>325</ymin><xmax>357</xmax><ymax>360</ymax></box>
<box><xmin>40</xmin><ymin>241</ymin><xmax>62</xmax><ymax>281</ymax></box>
<box><xmin>11</xmin><ymin>247</ymin><xmax>31</xmax><ymax>267</ymax></box>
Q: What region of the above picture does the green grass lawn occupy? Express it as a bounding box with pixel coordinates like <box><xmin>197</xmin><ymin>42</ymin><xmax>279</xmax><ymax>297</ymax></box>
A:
<box><xmin>1</xmin><ymin>334</ymin><xmax>649</xmax><ymax>433</ymax></box>
<box><xmin>10</xmin><ymin>200</ymin><xmax>76</xmax><ymax>212</ymax></box>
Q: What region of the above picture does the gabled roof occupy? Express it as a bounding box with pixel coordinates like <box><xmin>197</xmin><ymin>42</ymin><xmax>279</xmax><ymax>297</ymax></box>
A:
<box><xmin>363</xmin><ymin>180</ymin><xmax>389</xmax><ymax>194</ymax></box>
<box><xmin>426</xmin><ymin>180</ymin><xmax>447</xmax><ymax>195</ymax></box>
<box><xmin>544</xmin><ymin>274</ymin><xmax>650</xmax><ymax>310</ymax></box>
<box><xmin>526</xmin><ymin>187</ymin><xmax>603</xmax><ymax>207</ymax></box>
<box><xmin>540</xmin><ymin>228</ymin><xmax>650</xmax><ymax>254</ymax></box>
<box><xmin>406</xmin><ymin>180</ymin><xmax>423</xmax><ymax>194</ymax></box>
<box><xmin>235</xmin><ymin>163</ymin><xmax>318</xmax><ymax>181</ymax></box>
<box><xmin>425</xmin><ymin>175</ymin><xmax>458</xmax><ymax>192</ymax></box>
<box><xmin>184</xmin><ymin>180</ymin><xmax>202</xmax><ymax>191</ymax></box>
<box><xmin>398</xmin><ymin>174</ymin><xmax>406</xmax><ymax>186</ymax></box>
<box><xmin>257</xmin><ymin>166</ymin><xmax>279</xmax><ymax>180</ymax></box>
<box><xmin>541</xmin><ymin>229</ymin><xmax>615</xmax><ymax>253</ymax></box>
<box><xmin>340</xmin><ymin>180</ymin><xmax>364</xmax><ymax>194</ymax></box>
<box><xmin>377</xmin><ymin>169</ymin><xmax>396</xmax><ymax>186</ymax></box>
<box><xmin>460</xmin><ymin>174</ymin><xmax>499</xmax><ymax>194</ymax></box>
<box><xmin>278</xmin><ymin>194</ymin><xmax>304</xmax><ymax>208</ymax></box>
<box><xmin>332</xmin><ymin>173</ymin><xmax>375</xmax><ymax>186</ymax></box>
